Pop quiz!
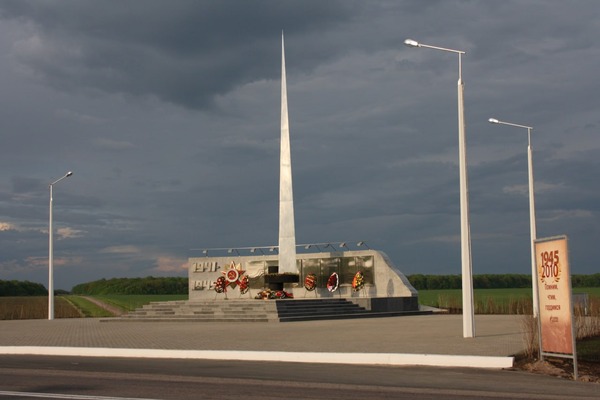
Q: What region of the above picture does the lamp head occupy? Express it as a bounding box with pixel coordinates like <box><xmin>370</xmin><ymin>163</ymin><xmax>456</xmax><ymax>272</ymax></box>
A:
<box><xmin>66</xmin><ymin>171</ymin><xmax>73</xmax><ymax>177</ymax></box>
<box><xmin>404</xmin><ymin>39</ymin><xmax>420</xmax><ymax>48</ymax></box>
<box><xmin>488</xmin><ymin>118</ymin><xmax>500</xmax><ymax>124</ymax></box>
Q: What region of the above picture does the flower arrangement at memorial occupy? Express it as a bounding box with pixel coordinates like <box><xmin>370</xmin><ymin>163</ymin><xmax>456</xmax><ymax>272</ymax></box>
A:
<box><xmin>254</xmin><ymin>288</ymin><xmax>294</xmax><ymax>300</ymax></box>
<box><xmin>326</xmin><ymin>272</ymin><xmax>339</xmax><ymax>292</ymax></box>
<box><xmin>304</xmin><ymin>273</ymin><xmax>317</xmax><ymax>291</ymax></box>
<box><xmin>239</xmin><ymin>275</ymin><xmax>249</xmax><ymax>295</ymax></box>
<box><xmin>352</xmin><ymin>271</ymin><xmax>365</xmax><ymax>292</ymax></box>
<box><xmin>214</xmin><ymin>276</ymin><xmax>227</xmax><ymax>293</ymax></box>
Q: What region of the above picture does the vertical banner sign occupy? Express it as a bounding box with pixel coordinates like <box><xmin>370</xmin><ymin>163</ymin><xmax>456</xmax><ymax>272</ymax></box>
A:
<box><xmin>535</xmin><ymin>235</ymin><xmax>577</xmax><ymax>378</ymax></box>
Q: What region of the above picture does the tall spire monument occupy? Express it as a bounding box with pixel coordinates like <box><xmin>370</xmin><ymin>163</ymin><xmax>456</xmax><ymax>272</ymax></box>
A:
<box><xmin>278</xmin><ymin>33</ymin><xmax>298</xmax><ymax>274</ymax></box>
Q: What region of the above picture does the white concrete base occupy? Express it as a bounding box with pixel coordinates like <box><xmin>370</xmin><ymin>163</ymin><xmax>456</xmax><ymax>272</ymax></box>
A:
<box><xmin>0</xmin><ymin>346</ymin><xmax>513</xmax><ymax>369</ymax></box>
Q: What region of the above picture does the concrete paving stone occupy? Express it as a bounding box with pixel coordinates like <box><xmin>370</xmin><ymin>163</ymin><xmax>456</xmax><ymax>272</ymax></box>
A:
<box><xmin>0</xmin><ymin>314</ymin><xmax>526</xmax><ymax>357</ymax></box>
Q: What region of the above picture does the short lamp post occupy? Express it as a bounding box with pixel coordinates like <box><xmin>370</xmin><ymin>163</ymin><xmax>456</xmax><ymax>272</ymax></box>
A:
<box><xmin>404</xmin><ymin>38</ymin><xmax>475</xmax><ymax>338</ymax></box>
<box><xmin>488</xmin><ymin>118</ymin><xmax>539</xmax><ymax>317</ymax></box>
<box><xmin>48</xmin><ymin>171</ymin><xmax>73</xmax><ymax>320</ymax></box>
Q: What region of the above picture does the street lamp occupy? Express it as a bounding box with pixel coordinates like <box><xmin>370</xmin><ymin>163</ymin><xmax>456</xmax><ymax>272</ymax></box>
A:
<box><xmin>48</xmin><ymin>171</ymin><xmax>73</xmax><ymax>320</ymax></box>
<box><xmin>488</xmin><ymin>117</ymin><xmax>539</xmax><ymax>317</ymax></box>
<box><xmin>404</xmin><ymin>38</ymin><xmax>475</xmax><ymax>338</ymax></box>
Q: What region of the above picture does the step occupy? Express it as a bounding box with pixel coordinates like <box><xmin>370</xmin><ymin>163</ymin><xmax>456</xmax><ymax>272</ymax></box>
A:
<box><xmin>276</xmin><ymin>306</ymin><xmax>365</xmax><ymax>314</ymax></box>
<box><xmin>108</xmin><ymin>298</ymin><xmax>430</xmax><ymax>323</ymax></box>
<box><xmin>106</xmin><ymin>317</ymin><xmax>272</xmax><ymax>323</ymax></box>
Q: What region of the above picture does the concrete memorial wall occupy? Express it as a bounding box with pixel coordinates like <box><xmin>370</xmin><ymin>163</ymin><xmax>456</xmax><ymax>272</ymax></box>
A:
<box><xmin>189</xmin><ymin>249</ymin><xmax>418</xmax><ymax>305</ymax></box>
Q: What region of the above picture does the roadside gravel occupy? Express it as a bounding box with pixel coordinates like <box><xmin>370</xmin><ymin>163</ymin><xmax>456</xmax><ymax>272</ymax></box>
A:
<box><xmin>82</xmin><ymin>296</ymin><xmax>125</xmax><ymax>316</ymax></box>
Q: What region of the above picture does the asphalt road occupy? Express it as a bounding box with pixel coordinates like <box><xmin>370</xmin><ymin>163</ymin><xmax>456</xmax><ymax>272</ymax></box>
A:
<box><xmin>0</xmin><ymin>355</ymin><xmax>598</xmax><ymax>400</ymax></box>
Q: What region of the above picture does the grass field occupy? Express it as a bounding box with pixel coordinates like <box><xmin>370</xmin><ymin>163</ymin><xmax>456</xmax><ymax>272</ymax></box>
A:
<box><xmin>418</xmin><ymin>287</ymin><xmax>600</xmax><ymax>314</ymax></box>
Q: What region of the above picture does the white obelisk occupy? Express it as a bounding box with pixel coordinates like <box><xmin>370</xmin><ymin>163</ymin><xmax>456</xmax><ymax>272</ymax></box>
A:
<box><xmin>278</xmin><ymin>33</ymin><xmax>298</xmax><ymax>274</ymax></box>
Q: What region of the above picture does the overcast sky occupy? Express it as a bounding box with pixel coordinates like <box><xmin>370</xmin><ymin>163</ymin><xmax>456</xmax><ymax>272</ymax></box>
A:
<box><xmin>0</xmin><ymin>1</ymin><xmax>598</xmax><ymax>290</ymax></box>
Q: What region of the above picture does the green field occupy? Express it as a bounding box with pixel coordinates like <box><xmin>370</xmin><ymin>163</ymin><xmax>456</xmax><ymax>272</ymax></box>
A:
<box><xmin>419</xmin><ymin>288</ymin><xmax>528</xmax><ymax>306</ymax></box>
<box><xmin>418</xmin><ymin>287</ymin><xmax>600</xmax><ymax>314</ymax></box>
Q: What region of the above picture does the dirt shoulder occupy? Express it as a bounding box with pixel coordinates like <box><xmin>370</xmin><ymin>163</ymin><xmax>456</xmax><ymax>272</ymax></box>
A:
<box><xmin>515</xmin><ymin>356</ymin><xmax>600</xmax><ymax>383</ymax></box>
<box><xmin>82</xmin><ymin>296</ymin><xmax>125</xmax><ymax>316</ymax></box>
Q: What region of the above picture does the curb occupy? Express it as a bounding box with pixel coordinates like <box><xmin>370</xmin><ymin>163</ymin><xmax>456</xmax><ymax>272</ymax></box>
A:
<box><xmin>0</xmin><ymin>346</ymin><xmax>514</xmax><ymax>369</ymax></box>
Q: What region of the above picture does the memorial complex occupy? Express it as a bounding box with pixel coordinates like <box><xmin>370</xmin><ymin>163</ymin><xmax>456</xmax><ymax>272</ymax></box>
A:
<box><xmin>182</xmin><ymin>34</ymin><xmax>419</xmax><ymax>319</ymax></box>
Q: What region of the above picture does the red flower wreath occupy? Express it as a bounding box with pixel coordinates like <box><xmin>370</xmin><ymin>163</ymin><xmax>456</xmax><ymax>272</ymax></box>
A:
<box><xmin>327</xmin><ymin>272</ymin><xmax>339</xmax><ymax>292</ymax></box>
<box><xmin>304</xmin><ymin>273</ymin><xmax>317</xmax><ymax>291</ymax></box>
<box><xmin>352</xmin><ymin>271</ymin><xmax>365</xmax><ymax>291</ymax></box>
<box><xmin>239</xmin><ymin>275</ymin><xmax>249</xmax><ymax>295</ymax></box>
<box><xmin>214</xmin><ymin>276</ymin><xmax>227</xmax><ymax>293</ymax></box>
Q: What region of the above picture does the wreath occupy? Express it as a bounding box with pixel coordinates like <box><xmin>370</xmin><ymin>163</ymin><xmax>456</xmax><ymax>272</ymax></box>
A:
<box><xmin>326</xmin><ymin>272</ymin><xmax>339</xmax><ymax>293</ymax></box>
<box><xmin>239</xmin><ymin>275</ymin><xmax>249</xmax><ymax>295</ymax></box>
<box><xmin>214</xmin><ymin>276</ymin><xmax>227</xmax><ymax>293</ymax></box>
<box><xmin>352</xmin><ymin>271</ymin><xmax>365</xmax><ymax>291</ymax></box>
<box><xmin>304</xmin><ymin>273</ymin><xmax>317</xmax><ymax>291</ymax></box>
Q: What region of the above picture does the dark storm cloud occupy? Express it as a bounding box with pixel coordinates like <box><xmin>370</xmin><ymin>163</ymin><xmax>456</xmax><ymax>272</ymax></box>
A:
<box><xmin>0</xmin><ymin>0</ymin><xmax>356</xmax><ymax>109</ymax></box>
<box><xmin>11</xmin><ymin>176</ymin><xmax>43</xmax><ymax>194</ymax></box>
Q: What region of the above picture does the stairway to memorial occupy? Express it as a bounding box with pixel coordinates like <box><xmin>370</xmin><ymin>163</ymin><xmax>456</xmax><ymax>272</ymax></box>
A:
<box><xmin>275</xmin><ymin>298</ymin><xmax>370</xmax><ymax>321</ymax></box>
<box><xmin>111</xmin><ymin>297</ymin><xmax>432</xmax><ymax>323</ymax></box>
<box><xmin>114</xmin><ymin>298</ymin><xmax>394</xmax><ymax>322</ymax></box>
<box><xmin>118</xmin><ymin>300</ymin><xmax>276</xmax><ymax>322</ymax></box>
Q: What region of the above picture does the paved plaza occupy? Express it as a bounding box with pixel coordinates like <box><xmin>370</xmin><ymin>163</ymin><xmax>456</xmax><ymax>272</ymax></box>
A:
<box><xmin>0</xmin><ymin>314</ymin><xmax>527</xmax><ymax>368</ymax></box>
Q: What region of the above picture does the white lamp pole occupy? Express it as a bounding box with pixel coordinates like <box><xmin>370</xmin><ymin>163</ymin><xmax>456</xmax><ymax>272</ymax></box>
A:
<box><xmin>48</xmin><ymin>171</ymin><xmax>73</xmax><ymax>320</ymax></box>
<box><xmin>488</xmin><ymin>118</ymin><xmax>538</xmax><ymax>317</ymax></box>
<box><xmin>404</xmin><ymin>39</ymin><xmax>475</xmax><ymax>338</ymax></box>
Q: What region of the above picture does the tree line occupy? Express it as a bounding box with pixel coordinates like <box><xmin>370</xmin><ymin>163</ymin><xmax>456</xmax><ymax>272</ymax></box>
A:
<box><xmin>2</xmin><ymin>274</ymin><xmax>598</xmax><ymax>296</ymax></box>
<box><xmin>0</xmin><ymin>280</ymin><xmax>47</xmax><ymax>296</ymax></box>
<box><xmin>71</xmin><ymin>276</ymin><xmax>188</xmax><ymax>295</ymax></box>
<box><xmin>407</xmin><ymin>273</ymin><xmax>600</xmax><ymax>290</ymax></box>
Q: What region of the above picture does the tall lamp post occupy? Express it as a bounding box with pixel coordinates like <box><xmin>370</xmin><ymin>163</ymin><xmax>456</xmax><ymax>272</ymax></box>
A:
<box><xmin>488</xmin><ymin>118</ymin><xmax>538</xmax><ymax>317</ymax></box>
<box><xmin>48</xmin><ymin>171</ymin><xmax>73</xmax><ymax>320</ymax></box>
<box><xmin>404</xmin><ymin>38</ymin><xmax>475</xmax><ymax>338</ymax></box>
